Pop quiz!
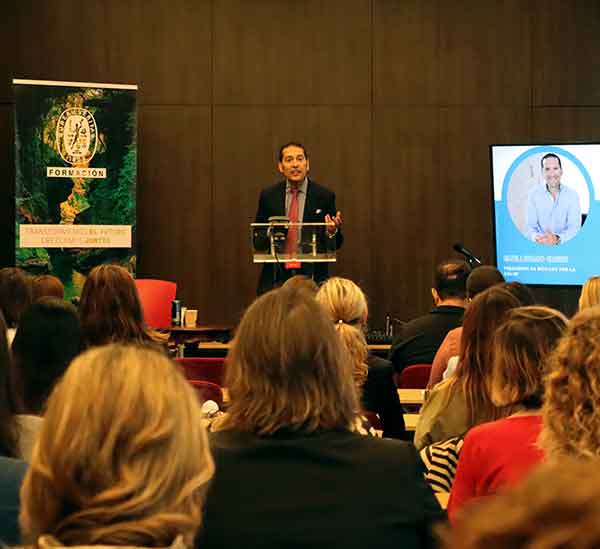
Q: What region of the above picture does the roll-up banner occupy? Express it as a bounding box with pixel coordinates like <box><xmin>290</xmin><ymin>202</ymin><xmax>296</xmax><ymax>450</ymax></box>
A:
<box><xmin>13</xmin><ymin>79</ymin><xmax>137</xmax><ymax>298</ymax></box>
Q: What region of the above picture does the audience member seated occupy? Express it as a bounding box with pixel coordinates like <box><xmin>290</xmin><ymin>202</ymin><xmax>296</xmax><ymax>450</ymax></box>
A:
<box><xmin>440</xmin><ymin>459</ymin><xmax>600</xmax><ymax>548</ymax></box>
<box><xmin>32</xmin><ymin>275</ymin><xmax>65</xmax><ymax>301</ymax></box>
<box><xmin>578</xmin><ymin>274</ymin><xmax>600</xmax><ymax>311</ymax></box>
<box><xmin>428</xmin><ymin>266</ymin><xmax>505</xmax><ymax>388</ymax></box>
<box><xmin>316</xmin><ymin>277</ymin><xmax>405</xmax><ymax>439</ymax></box>
<box><xmin>438</xmin><ymin>281</ymin><xmax>537</xmax><ymax>385</ymax></box>
<box><xmin>414</xmin><ymin>286</ymin><xmax>520</xmax><ymax>450</ymax></box>
<box><xmin>436</xmin><ymin>280</ymin><xmax>536</xmax><ymax>385</ymax></box>
<box><xmin>0</xmin><ymin>310</ymin><xmax>28</xmax><ymax>544</ymax></box>
<box><xmin>79</xmin><ymin>264</ymin><xmax>164</xmax><ymax>350</ymax></box>
<box><xmin>448</xmin><ymin>306</ymin><xmax>567</xmax><ymax>521</ymax></box>
<box><xmin>390</xmin><ymin>259</ymin><xmax>470</xmax><ymax>375</ymax></box>
<box><xmin>540</xmin><ymin>306</ymin><xmax>600</xmax><ymax>460</ymax></box>
<box><xmin>199</xmin><ymin>286</ymin><xmax>443</xmax><ymax>549</ymax></box>
<box><xmin>11</xmin><ymin>298</ymin><xmax>81</xmax><ymax>460</ymax></box>
<box><xmin>0</xmin><ymin>267</ymin><xmax>33</xmax><ymax>345</ymax></box>
<box><xmin>19</xmin><ymin>344</ymin><xmax>214</xmax><ymax>548</ymax></box>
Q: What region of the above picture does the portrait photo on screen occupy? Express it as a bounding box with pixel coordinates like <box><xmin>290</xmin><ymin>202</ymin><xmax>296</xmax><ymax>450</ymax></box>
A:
<box><xmin>506</xmin><ymin>151</ymin><xmax>589</xmax><ymax>244</ymax></box>
<box><xmin>491</xmin><ymin>144</ymin><xmax>600</xmax><ymax>286</ymax></box>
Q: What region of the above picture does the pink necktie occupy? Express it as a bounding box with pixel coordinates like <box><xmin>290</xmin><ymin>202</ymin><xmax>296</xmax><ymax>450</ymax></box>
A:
<box><xmin>286</xmin><ymin>187</ymin><xmax>299</xmax><ymax>256</ymax></box>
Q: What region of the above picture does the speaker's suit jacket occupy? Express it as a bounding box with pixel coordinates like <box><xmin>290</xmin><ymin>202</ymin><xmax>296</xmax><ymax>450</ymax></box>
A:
<box><xmin>255</xmin><ymin>179</ymin><xmax>343</xmax><ymax>294</ymax></box>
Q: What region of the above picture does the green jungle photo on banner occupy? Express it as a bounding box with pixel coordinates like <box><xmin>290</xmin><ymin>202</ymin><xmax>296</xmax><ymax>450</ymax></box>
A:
<box><xmin>14</xmin><ymin>79</ymin><xmax>137</xmax><ymax>299</ymax></box>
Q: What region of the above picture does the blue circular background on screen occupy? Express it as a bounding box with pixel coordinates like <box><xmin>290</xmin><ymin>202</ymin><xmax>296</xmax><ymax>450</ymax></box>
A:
<box><xmin>502</xmin><ymin>145</ymin><xmax>592</xmax><ymax>243</ymax></box>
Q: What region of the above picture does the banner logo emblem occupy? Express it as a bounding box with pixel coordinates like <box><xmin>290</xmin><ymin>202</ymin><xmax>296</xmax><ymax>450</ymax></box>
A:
<box><xmin>56</xmin><ymin>107</ymin><xmax>98</xmax><ymax>165</ymax></box>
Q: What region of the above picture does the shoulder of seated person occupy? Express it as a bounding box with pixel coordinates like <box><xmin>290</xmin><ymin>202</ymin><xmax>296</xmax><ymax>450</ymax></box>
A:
<box><xmin>367</xmin><ymin>355</ymin><xmax>393</xmax><ymax>372</ymax></box>
<box><xmin>431</xmin><ymin>377</ymin><xmax>455</xmax><ymax>391</ymax></box>
<box><xmin>425</xmin><ymin>378</ymin><xmax>456</xmax><ymax>399</ymax></box>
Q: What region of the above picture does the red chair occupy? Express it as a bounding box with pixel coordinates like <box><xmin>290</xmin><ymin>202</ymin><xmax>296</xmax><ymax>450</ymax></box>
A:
<box><xmin>189</xmin><ymin>380</ymin><xmax>224</xmax><ymax>408</ymax></box>
<box><xmin>135</xmin><ymin>279</ymin><xmax>177</xmax><ymax>329</ymax></box>
<box><xmin>397</xmin><ymin>364</ymin><xmax>432</xmax><ymax>389</ymax></box>
<box><xmin>176</xmin><ymin>357</ymin><xmax>225</xmax><ymax>386</ymax></box>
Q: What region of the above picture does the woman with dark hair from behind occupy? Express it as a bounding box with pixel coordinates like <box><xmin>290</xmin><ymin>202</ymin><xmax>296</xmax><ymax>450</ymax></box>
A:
<box><xmin>316</xmin><ymin>277</ymin><xmax>405</xmax><ymax>438</ymax></box>
<box><xmin>12</xmin><ymin>297</ymin><xmax>81</xmax><ymax>461</ymax></box>
<box><xmin>428</xmin><ymin>266</ymin><xmax>506</xmax><ymax>388</ymax></box>
<box><xmin>0</xmin><ymin>267</ymin><xmax>33</xmax><ymax>345</ymax></box>
<box><xmin>414</xmin><ymin>286</ymin><xmax>521</xmax><ymax>450</ymax></box>
<box><xmin>79</xmin><ymin>264</ymin><xmax>163</xmax><ymax>350</ymax></box>
<box><xmin>0</xmin><ymin>309</ymin><xmax>28</xmax><ymax>545</ymax></box>
<box><xmin>447</xmin><ymin>306</ymin><xmax>567</xmax><ymax>522</ymax></box>
<box><xmin>199</xmin><ymin>286</ymin><xmax>442</xmax><ymax>549</ymax></box>
<box><xmin>32</xmin><ymin>275</ymin><xmax>65</xmax><ymax>301</ymax></box>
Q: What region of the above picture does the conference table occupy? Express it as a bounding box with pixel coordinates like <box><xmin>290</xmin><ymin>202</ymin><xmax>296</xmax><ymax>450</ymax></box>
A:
<box><xmin>181</xmin><ymin>339</ymin><xmax>392</xmax><ymax>353</ymax></box>
<box><xmin>397</xmin><ymin>388</ymin><xmax>425</xmax><ymax>405</ymax></box>
<box><xmin>168</xmin><ymin>325</ymin><xmax>233</xmax><ymax>350</ymax></box>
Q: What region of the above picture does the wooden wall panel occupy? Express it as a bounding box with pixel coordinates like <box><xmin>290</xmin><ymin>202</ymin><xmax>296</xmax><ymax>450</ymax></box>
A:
<box><xmin>213</xmin><ymin>0</ymin><xmax>371</xmax><ymax>105</ymax></box>
<box><xmin>373</xmin><ymin>0</ymin><xmax>439</xmax><ymax>105</ymax></box>
<box><xmin>0</xmin><ymin>106</ymin><xmax>14</xmax><ymax>266</ymax></box>
<box><xmin>532</xmin><ymin>108</ymin><xmax>600</xmax><ymax>142</ymax></box>
<box><xmin>136</xmin><ymin>106</ymin><xmax>213</xmax><ymax>317</ymax></box>
<box><xmin>13</xmin><ymin>1</ymin><xmax>109</xmax><ymax>85</ymax></box>
<box><xmin>372</xmin><ymin>106</ymin><xmax>439</xmax><ymax>324</ymax></box>
<box><xmin>307</xmin><ymin>108</ymin><xmax>372</xmax><ymax>292</ymax></box>
<box><xmin>12</xmin><ymin>0</ymin><xmax>211</xmax><ymax>105</ymax></box>
<box><xmin>212</xmin><ymin>107</ymin><xmax>273</xmax><ymax>323</ymax></box>
<box><xmin>103</xmin><ymin>0</ymin><xmax>212</xmax><ymax>105</ymax></box>
<box><xmin>438</xmin><ymin>106</ymin><xmax>531</xmax><ymax>260</ymax></box>
<box><xmin>212</xmin><ymin>106</ymin><xmax>371</xmax><ymax>323</ymax></box>
<box><xmin>532</xmin><ymin>106</ymin><xmax>600</xmax><ymax>315</ymax></box>
<box><xmin>438</xmin><ymin>0</ymin><xmax>531</xmax><ymax>106</ymax></box>
<box><xmin>1</xmin><ymin>3</ymin><xmax>18</xmax><ymax>102</ymax></box>
<box><xmin>533</xmin><ymin>0</ymin><xmax>600</xmax><ymax>106</ymax></box>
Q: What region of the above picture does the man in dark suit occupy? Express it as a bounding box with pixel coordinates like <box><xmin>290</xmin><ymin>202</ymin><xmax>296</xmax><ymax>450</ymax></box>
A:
<box><xmin>255</xmin><ymin>142</ymin><xmax>343</xmax><ymax>294</ymax></box>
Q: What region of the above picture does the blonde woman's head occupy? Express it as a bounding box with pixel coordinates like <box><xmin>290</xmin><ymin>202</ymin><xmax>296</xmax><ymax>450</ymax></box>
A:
<box><xmin>222</xmin><ymin>286</ymin><xmax>359</xmax><ymax>435</ymax></box>
<box><xmin>540</xmin><ymin>306</ymin><xmax>600</xmax><ymax>460</ymax></box>
<box><xmin>316</xmin><ymin>277</ymin><xmax>369</xmax><ymax>390</ymax></box>
<box><xmin>20</xmin><ymin>344</ymin><xmax>214</xmax><ymax>547</ymax></box>
<box><xmin>579</xmin><ymin>275</ymin><xmax>600</xmax><ymax>311</ymax></box>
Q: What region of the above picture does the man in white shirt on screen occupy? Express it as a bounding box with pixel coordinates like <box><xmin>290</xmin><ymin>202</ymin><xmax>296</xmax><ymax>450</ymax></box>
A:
<box><xmin>526</xmin><ymin>153</ymin><xmax>581</xmax><ymax>245</ymax></box>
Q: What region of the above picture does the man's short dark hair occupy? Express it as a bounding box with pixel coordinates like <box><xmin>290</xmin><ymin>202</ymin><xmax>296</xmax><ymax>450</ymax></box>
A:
<box><xmin>541</xmin><ymin>153</ymin><xmax>562</xmax><ymax>170</ymax></box>
<box><xmin>279</xmin><ymin>142</ymin><xmax>308</xmax><ymax>162</ymax></box>
<box><xmin>434</xmin><ymin>260</ymin><xmax>471</xmax><ymax>300</ymax></box>
<box><xmin>466</xmin><ymin>265</ymin><xmax>505</xmax><ymax>299</ymax></box>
